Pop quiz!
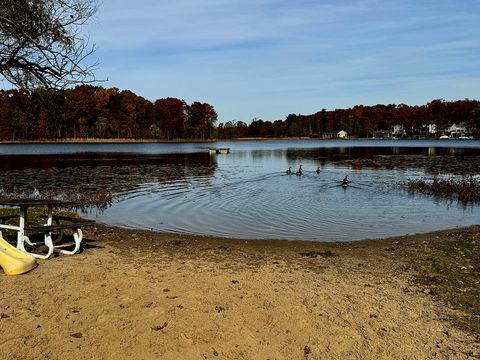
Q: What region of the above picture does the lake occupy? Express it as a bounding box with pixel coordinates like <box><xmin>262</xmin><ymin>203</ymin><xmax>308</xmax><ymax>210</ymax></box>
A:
<box><xmin>0</xmin><ymin>139</ymin><xmax>479</xmax><ymax>241</ymax></box>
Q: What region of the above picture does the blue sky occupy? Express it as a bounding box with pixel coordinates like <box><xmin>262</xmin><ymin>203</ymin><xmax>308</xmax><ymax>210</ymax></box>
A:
<box><xmin>8</xmin><ymin>0</ymin><xmax>480</xmax><ymax>122</ymax></box>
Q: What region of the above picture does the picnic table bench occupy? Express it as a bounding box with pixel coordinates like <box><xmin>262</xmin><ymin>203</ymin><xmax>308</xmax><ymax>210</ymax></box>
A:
<box><xmin>0</xmin><ymin>199</ymin><xmax>95</xmax><ymax>259</ymax></box>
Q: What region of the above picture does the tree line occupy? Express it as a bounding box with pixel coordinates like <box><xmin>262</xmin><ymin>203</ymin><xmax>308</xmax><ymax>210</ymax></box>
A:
<box><xmin>1</xmin><ymin>89</ymin><xmax>479</xmax><ymax>141</ymax></box>
<box><xmin>0</xmin><ymin>86</ymin><xmax>217</xmax><ymax>140</ymax></box>
<box><xmin>217</xmin><ymin>99</ymin><xmax>480</xmax><ymax>139</ymax></box>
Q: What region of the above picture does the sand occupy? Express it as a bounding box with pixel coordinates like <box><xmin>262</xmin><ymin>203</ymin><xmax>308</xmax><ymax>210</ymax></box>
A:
<box><xmin>1</xmin><ymin>225</ymin><xmax>479</xmax><ymax>359</ymax></box>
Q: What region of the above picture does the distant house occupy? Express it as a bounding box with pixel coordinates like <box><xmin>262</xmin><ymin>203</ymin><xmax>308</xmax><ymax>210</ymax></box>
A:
<box><xmin>320</xmin><ymin>130</ymin><xmax>339</xmax><ymax>139</ymax></box>
<box><xmin>419</xmin><ymin>123</ymin><xmax>437</xmax><ymax>136</ymax></box>
<box><xmin>447</xmin><ymin>122</ymin><xmax>469</xmax><ymax>138</ymax></box>
<box><xmin>447</xmin><ymin>122</ymin><xmax>467</xmax><ymax>133</ymax></box>
<box><xmin>426</xmin><ymin>123</ymin><xmax>437</xmax><ymax>135</ymax></box>
<box><xmin>320</xmin><ymin>130</ymin><xmax>348</xmax><ymax>139</ymax></box>
<box><xmin>392</xmin><ymin>124</ymin><xmax>405</xmax><ymax>137</ymax></box>
<box><xmin>337</xmin><ymin>130</ymin><xmax>348</xmax><ymax>139</ymax></box>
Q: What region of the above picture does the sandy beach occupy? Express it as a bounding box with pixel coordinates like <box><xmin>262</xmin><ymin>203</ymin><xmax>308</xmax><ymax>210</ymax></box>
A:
<box><xmin>1</xmin><ymin>224</ymin><xmax>479</xmax><ymax>359</ymax></box>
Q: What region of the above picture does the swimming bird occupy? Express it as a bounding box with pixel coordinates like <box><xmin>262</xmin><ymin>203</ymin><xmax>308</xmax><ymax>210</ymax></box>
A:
<box><xmin>286</xmin><ymin>167</ymin><xmax>292</xmax><ymax>175</ymax></box>
<box><xmin>316</xmin><ymin>167</ymin><xmax>320</xmax><ymax>174</ymax></box>
<box><xmin>342</xmin><ymin>175</ymin><xmax>349</xmax><ymax>187</ymax></box>
<box><xmin>296</xmin><ymin>165</ymin><xmax>303</xmax><ymax>176</ymax></box>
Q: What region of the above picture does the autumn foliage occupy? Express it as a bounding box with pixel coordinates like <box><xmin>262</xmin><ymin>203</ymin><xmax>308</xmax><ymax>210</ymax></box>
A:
<box><xmin>218</xmin><ymin>100</ymin><xmax>480</xmax><ymax>139</ymax></box>
<box><xmin>1</xmin><ymin>87</ymin><xmax>479</xmax><ymax>141</ymax></box>
<box><xmin>0</xmin><ymin>86</ymin><xmax>217</xmax><ymax>140</ymax></box>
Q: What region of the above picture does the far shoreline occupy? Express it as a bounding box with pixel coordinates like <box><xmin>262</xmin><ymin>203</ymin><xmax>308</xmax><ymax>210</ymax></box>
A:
<box><xmin>0</xmin><ymin>136</ymin><xmax>309</xmax><ymax>144</ymax></box>
<box><xmin>0</xmin><ymin>136</ymin><xmax>461</xmax><ymax>144</ymax></box>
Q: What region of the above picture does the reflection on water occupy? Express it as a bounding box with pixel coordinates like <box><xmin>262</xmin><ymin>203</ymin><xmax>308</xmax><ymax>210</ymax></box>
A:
<box><xmin>0</xmin><ymin>139</ymin><xmax>479</xmax><ymax>241</ymax></box>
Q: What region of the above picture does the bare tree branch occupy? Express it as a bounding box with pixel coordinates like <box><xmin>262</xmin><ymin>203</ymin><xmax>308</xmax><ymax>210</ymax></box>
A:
<box><xmin>0</xmin><ymin>0</ymin><xmax>101</xmax><ymax>90</ymax></box>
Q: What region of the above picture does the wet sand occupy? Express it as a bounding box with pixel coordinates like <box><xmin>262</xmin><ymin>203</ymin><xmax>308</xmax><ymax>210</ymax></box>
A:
<box><xmin>1</xmin><ymin>225</ymin><xmax>479</xmax><ymax>359</ymax></box>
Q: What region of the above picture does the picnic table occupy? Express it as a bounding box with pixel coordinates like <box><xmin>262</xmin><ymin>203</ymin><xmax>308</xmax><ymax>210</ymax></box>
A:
<box><xmin>0</xmin><ymin>199</ymin><xmax>95</xmax><ymax>259</ymax></box>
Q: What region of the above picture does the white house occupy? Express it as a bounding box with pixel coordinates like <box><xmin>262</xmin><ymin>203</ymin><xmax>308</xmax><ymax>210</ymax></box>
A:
<box><xmin>427</xmin><ymin>123</ymin><xmax>437</xmax><ymax>134</ymax></box>
<box><xmin>392</xmin><ymin>124</ymin><xmax>405</xmax><ymax>137</ymax></box>
<box><xmin>447</xmin><ymin>122</ymin><xmax>466</xmax><ymax>133</ymax></box>
<box><xmin>337</xmin><ymin>130</ymin><xmax>348</xmax><ymax>139</ymax></box>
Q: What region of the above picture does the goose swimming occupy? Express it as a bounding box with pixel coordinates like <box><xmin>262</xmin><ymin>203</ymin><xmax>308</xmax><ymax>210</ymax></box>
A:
<box><xmin>296</xmin><ymin>165</ymin><xmax>303</xmax><ymax>176</ymax></box>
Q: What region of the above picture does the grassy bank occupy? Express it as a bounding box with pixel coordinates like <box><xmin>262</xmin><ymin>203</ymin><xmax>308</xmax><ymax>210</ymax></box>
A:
<box><xmin>401</xmin><ymin>226</ymin><xmax>480</xmax><ymax>337</ymax></box>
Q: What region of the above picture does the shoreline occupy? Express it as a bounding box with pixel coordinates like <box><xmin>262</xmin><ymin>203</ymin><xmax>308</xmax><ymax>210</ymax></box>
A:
<box><xmin>1</xmin><ymin>224</ymin><xmax>479</xmax><ymax>359</ymax></box>
<box><xmin>0</xmin><ymin>137</ymin><xmax>312</xmax><ymax>144</ymax></box>
<box><xmin>0</xmin><ymin>136</ymin><xmax>463</xmax><ymax>144</ymax></box>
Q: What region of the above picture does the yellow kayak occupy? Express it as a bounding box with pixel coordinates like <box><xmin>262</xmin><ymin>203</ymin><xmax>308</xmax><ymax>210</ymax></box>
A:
<box><xmin>0</xmin><ymin>237</ymin><xmax>37</xmax><ymax>275</ymax></box>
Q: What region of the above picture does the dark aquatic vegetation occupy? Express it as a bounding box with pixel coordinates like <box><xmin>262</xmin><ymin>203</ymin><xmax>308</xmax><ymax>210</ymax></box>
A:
<box><xmin>341</xmin><ymin>154</ymin><xmax>480</xmax><ymax>175</ymax></box>
<box><xmin>0</xmin><ymin>188</ymin><xmax>113</xmax><ymax>211</ymax></box>
<box><xmin>404</xmin><ymin>175</ymin><xmax>480</xmax><ymax>205</ymax></box>
<box><xmin>0</xmin><ymin>152</ymin><xmax>215</xmax><ymax>211</ymax></box>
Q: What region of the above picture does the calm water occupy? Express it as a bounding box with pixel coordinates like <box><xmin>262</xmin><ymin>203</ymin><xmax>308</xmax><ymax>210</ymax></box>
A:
<box><xmin>1</xmin><ymin>139</ymin><xmax>479</xmax><ymax>241</ymax></box>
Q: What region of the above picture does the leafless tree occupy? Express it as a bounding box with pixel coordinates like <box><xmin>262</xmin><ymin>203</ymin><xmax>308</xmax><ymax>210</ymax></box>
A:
<box><xmin>0</xmin><ymin>0</ymin><xmax>99</xmax><ymax>90</ymax></box>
